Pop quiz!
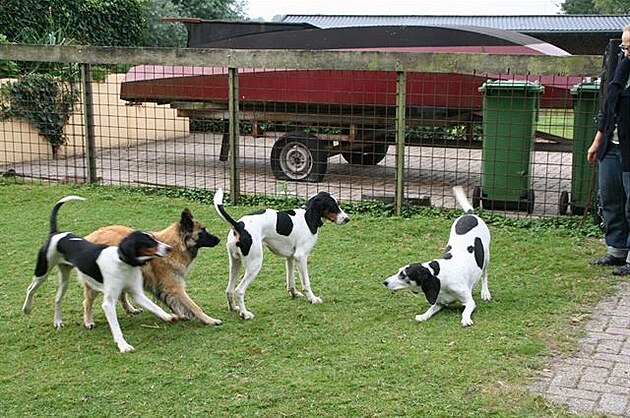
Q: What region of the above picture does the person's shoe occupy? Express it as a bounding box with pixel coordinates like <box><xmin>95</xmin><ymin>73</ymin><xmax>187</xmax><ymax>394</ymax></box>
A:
<box><xmin>612</xmin><ymin>263</ymin><xmax>630</xmax><ymax>276</ymax></box>
<box><xmin>589</xmin><ymin>254</ymin><xmax>627</xmax><ymax>266</ymax></box>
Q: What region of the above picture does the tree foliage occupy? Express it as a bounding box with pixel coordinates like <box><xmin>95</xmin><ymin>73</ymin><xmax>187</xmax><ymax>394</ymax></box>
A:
<box><xmin>561</xmin><ymin>0</ymin><xmax>630</xmax><ymax>13</ymax></box>
<box><xmin>593</xmin><ymin>0</ymin><xmax>630</xmax><ymax>13</ymax></box>
<box><xmin>172</xmin><ymin>0</ymin><xmax>246</xmax><ymax>20</ymax></box>
<box><xmin>0</xmin><ymin>0</ymin><xmax>145</xmax><ymax>46</ymax></box>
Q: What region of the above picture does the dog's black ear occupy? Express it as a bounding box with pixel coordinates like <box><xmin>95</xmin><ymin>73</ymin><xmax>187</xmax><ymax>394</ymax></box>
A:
<box><xmin>180</xmin><ymin>208</ymin><xmax>194</xmax><ymax>234</ymax></box>
<box><xmin>407</xmin><ymin>264</ymin><xmax>441</xmax><ymax>305</ymax></box>
<box><xmin>421</xmin><ymin>275</ymin><xmax>441</xmax><ymax>305</ymax></box>
<box><xmin>304</xmin><ymin>194</ymin><xmax>326</xmax><ymax>234</ymax></box>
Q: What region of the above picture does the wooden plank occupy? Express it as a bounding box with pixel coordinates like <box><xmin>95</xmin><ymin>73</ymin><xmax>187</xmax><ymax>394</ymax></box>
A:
<box><xmin>0</xmin><ymin>44</ymin><xmax>602</xmax><ymax>76</ymax></box>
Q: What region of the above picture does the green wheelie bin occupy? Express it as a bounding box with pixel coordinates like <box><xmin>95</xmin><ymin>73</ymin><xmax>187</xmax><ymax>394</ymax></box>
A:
<box><xmin>560</xmin><ymin>79</ymin><xmax>600</xmax><ymax>215</ymax></box>
<box><xmin>475</xmin><ymin>80</ymin><xmax>544</xmax><ymax>213</ymax></box>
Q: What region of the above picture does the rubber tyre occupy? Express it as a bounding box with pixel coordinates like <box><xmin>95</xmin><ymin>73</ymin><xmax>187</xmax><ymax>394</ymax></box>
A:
<box><xmin>270</xmin><ymin>131</ymin><xmax>328</xmax><ymax>182</ymax></box>
<box><xmin>559</xmin><ymin>190</ymin><xmax>569</xmax><ymax>215</ymax></box>
<box><xmin>472</xmin><ymin>186</ymin><xmax>482</xmax><ymax>209</ymax></box>
<box><xmin>341</xmin><ymin>140</ymin><xmax>389</xmax><ymax>165</ymax></box>
<box><xmin>525</xmin><ymin>189</ymin><xmax>535</xmax><ymax>214</ymax></box>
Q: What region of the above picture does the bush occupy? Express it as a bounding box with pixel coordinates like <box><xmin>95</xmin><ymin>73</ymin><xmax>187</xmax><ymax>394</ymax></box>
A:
<box><xmin>0</xmin><ymin>0</ymin><xmax>145</xmax><ymax>46</ymax></box>
<box><xmin>0</xmin><ymin>74</ymin><xmax>79</xmax><ymax>157</ymax></box>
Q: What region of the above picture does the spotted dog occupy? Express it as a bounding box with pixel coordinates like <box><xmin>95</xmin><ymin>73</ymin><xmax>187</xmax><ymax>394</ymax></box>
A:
<box><xmin>213</xmin><ymin>189</ymin><xmax>350</xmax><ymax>320</ymax></box>
<box><xmin>22</xmin><ymin>196</ymin><xmax>176</xmax><ymax>352</ymax></box>
<box><xmin>84</xmin><ymin>209</ymin><xmax>222</xmax><ymax>327</ymax></box>
<box><xmin>383</xmin><ymin>186</ymin><xmax>491</xmax><ymax>326</ymax></box>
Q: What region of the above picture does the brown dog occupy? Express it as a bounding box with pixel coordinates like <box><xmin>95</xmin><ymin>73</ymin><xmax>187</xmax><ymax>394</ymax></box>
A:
<box><xmin>83</xmin><ymin>209</ymin><xmax>222</xmax><ymax>327</ymax></box>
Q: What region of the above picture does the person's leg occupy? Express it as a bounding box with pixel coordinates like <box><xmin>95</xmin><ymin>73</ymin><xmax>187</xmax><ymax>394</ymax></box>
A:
<box><xmin>612</xmin><ymin>170</ymin><xmax>630</xmax><ymax>275</ymax></box>
<box><xmin>593</xmin><ymin>144</ymin><xmax>628</xmax><ymax>265</ymax></box>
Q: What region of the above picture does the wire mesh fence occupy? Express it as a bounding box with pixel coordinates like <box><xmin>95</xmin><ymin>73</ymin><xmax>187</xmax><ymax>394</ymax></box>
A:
<box><xmin>0</xmin><ymin>45</ymin><xmax>602</xmax><ymax>217</ymax></box>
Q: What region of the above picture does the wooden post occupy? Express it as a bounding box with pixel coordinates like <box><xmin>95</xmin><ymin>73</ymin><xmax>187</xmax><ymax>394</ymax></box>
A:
<box><xmin>395</xmin><ymin>71</ymin><xmax>406</xmax><ymax>216</ymax></box>
<box><xmin>228</xmin><ymin>67</ymin><xmax>240</xmax><ymax>204</ymax></box>
<box><xmin>81</xmin><ymin>63</ymin><xmax>97</xmax><ymax>184</ymax></box>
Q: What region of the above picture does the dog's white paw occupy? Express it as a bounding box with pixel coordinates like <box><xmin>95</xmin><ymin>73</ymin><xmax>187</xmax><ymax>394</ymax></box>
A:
<box><xmin>308</xmin><ymin>296</ymin><xmax>323</xmax><ymax>304</ymax></box>
<box><xmin>461</xmin><ymin>318</ymin><xmax>474</xmax><ymax>327</ymax></box>
<box><xmin>200</xmin><ymin>314</ymin><xmax>222</xmax><ymax>326</ymax></box>
<box><xmin>288</xmin><ymin>288</ymin><xmax>304</xmax><ymax>298</ymax></box>
<box><xmin>54</xmin><ymin>320</ymin><xmax>64</xmax><ymax>329</ymax></box>
<box><xmin>415</xmin><ymin>314</ymin><xmax>430</xmax><ymax>322</ymax></box>
<box><xmin>84</xmin><ymin>322</ymin><xmax>95</xmax><ymax>329</ymax></box>
<box><xmin>481</xmin><ymin>291</ymin><xmax>491</xmax><ymax>301</ymax></box>
<box><xmin>239</xmin><ymin>310</ymin><xmax>255</xmax><ymax>320</ymax></box>
<box><xmin>118</xmin><ymin>342</ymin><xmax>135</xmax><ymax>353</ymax></box>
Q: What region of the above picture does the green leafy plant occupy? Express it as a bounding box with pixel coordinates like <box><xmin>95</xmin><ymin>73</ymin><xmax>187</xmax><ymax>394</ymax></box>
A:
<box><xmin>0</xmin><ymin>34</ymin><xmax>18</xmax><ymax>77</ymax></box>
<box><xmin>0</xmin><ymin>8</ymin><xmax>80</xmax><ymax>157</ymax></box>
<box><xmin>0</xmin><ymin>74</ymin><xmax>79</xmax><ymax>157</ymax></box>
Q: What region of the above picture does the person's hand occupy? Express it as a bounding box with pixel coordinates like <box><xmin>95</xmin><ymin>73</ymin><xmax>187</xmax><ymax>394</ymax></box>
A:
<box><xmin>587</xmin><ymin>131</ymin><xmax>603</xmax><ymax>164</ymax></box>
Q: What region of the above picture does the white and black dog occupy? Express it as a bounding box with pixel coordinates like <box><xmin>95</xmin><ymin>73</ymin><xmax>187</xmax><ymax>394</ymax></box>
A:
<box><xmin>22</xmin><ymin>196</ymin><xmax>177</xmax><ymax>352</ymax></box>
<box><xmin>213</xmin><ymin>189</ymin><xmax>350</xmax><ymax>320</ymax></box>
<box><xmin>383</xmin><ymin>186</ymin><xmax>491</xmax><ymax>326</ymax></box>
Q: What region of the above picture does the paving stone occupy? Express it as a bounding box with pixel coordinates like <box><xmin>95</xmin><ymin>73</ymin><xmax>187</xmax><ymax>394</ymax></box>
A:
<box><xmin>598</xmin><ymin>393</ymin><xmax>628</xmax><ymax>415</ymax></box>
<box><xmin>597</xmin><ymin>339</ymin><xmax>625</xmax><ymax>354</ymax></box>
<box><xmin>528</xmin><ymin>282</ymin><xmax>630</xmax><ymax>416</ymax></box>
<box><xmin>580</xmin><ymin>366</ymin><xmax>610</xmax><ymax>383</ymax></box>
<box><xmin>565</xmin><ymin>397</ymin><xmax>597</xmax><ymax>414</ymax></box>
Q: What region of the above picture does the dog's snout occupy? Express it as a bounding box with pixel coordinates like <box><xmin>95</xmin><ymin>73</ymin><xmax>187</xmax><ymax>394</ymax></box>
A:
<box><xmin>383</xmin><ymin>279</ymin><xmax>389</xmax><ymax>287</ymax></box>
<box><xmin>337</xmin><ymin>212</ymin><xmax>350</xmax><ymax>225</ymax></box>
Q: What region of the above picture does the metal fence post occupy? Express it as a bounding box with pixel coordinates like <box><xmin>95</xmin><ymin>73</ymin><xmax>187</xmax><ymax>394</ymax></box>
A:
<box><xmin>395</xmin><ymin>71</ymin><xmax>407</xmax><ymax>216</ymax></box>
<box><xmin>80</xmin><ymin>63</ymin><xmax>97</xmax><ymax>184</ymax></box>
<box><xmin>228</xmin><ymin>67</ymin><xmax>240</xmax><ymax>205</ymax></box>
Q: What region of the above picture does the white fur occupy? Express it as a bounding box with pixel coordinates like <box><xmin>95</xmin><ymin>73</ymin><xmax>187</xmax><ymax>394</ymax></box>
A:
<box><xmin>384</xmin><ymin>186</ymin><xmax>491</xmax><ymax>326</ymax></box>
<box><xmin>214</xmin><ymin>189</ymin><xmax>349</xmax><ymax>320</ymax></box>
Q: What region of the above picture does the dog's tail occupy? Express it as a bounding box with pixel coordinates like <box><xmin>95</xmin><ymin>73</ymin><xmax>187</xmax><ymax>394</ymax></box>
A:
<box><xmin>49</xmin><ymin>195</ymin><xmax>85</xmax><ymax>234</ymax></box>
<box><xmin>452</xmin><ymin>186</ymin><xmax>474</xmax><ymax>215</ymax></box>
<box><xmin>213</xmin><ymin>189</ymin><xmax>239</xmax><ymax>229</ymax></box>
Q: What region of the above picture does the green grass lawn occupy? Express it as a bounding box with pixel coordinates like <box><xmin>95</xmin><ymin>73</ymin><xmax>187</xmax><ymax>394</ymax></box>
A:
<box><xmin>0</xmin><ymin>182</ymin><xmax>618</xmax><ymax>416</ymax></box>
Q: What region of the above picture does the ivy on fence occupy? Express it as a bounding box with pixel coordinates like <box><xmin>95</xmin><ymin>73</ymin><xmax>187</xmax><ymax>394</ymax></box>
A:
<box><xmin>0</xmin><ymin>74</ymin><xmax>79</xmax><ymax>158</ymax></box>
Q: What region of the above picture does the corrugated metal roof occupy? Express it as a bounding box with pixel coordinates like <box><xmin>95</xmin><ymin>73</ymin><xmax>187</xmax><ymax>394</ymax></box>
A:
<box><xmin>280</xmin><ymin>15</ymin><xmax>629</xmax><ymax>33</ymax></box>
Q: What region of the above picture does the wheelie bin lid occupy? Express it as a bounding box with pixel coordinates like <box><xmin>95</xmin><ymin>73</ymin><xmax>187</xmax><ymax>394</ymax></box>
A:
<box><xmin>478</xmin><ymin>80</ymin><xmax>544</xmax><ymax>94</ymax></box>
<box><xmin>570</xmin><ymin>78</ymin><xmax>601</xmax><ymax>96</ymax></box>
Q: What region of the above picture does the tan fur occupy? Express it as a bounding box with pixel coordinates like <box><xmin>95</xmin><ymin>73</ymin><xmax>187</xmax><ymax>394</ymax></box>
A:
<box><xmin>83</xmin><ymin>215</ymin><xmax>221</xmax><ymax>326</ymax></box>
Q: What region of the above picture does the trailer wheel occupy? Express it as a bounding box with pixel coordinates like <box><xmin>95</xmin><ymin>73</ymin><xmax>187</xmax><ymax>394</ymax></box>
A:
<box><xmin>270</xmin><ymin>131</ymin><xmax>327</xmax><ymax>182</ymax></box>
<box><xmin>472</xmin><ymin>186</ymin><xmax>482</xmax><ymax>208</ymax></box>
<box><xmin>558</xmin><ymin>191</ymin><xmax>569</xmax><ymax>215</ymax></box>
<box><xmin>341</xmin><ymin>137</ymin><xmax>389</xmax><ymax>165</ymax></box>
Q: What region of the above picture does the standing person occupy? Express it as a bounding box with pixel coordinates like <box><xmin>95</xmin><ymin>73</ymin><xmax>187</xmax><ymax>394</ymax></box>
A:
<box><xmin>587</xmin><ymin>24</ymin><xmax>630</xmax><ymax>275</ymax></box>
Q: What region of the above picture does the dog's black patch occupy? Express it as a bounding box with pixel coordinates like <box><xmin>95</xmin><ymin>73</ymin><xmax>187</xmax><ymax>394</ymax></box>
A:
<box><xmin>467</xmin><ymin>245</ymin><xmax>474</xmax><ymax>253</ymax></box>
<box><xmin>407</xmin><ymin>263</ymin><xmax>441</xmax><ymax>305</ymax></box>
<box><xmin>236</xmin><ymin>221</ymin><xmax>253</xmax><ymax>256</ymax></box>
<box><xmin>473</xmin><ymin>236</ymin><xmax>485</xmax><ymax>269</ymax></box>
<box><xmin>428</xmin><ymin>260</ymin><xmax>440</xmax><ymax>276</ymax></box>
<box><xmin>57</xmin><ymin>233</ymin><xmax>106</xmax><ymax>282</ymax></box>
<box><xmin>34</xmin><ymin>242</ymin><xmax>51</xmax><ymax>277</ymax></box>
<box><xmin>455</xmin><ymin>215</ymin><xmax>479</xmax><ymax>235</ymax></box>
<box><xmin>443</xmin><ymin>245</ymin><xmax>452</xmax><ymax>259</ymax></box>
<box><xmin>276</xmin><ymin>211</ymin><xmax>294</xmax><ymax>236</ymax></box>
